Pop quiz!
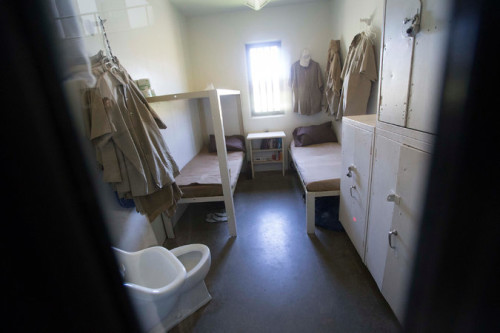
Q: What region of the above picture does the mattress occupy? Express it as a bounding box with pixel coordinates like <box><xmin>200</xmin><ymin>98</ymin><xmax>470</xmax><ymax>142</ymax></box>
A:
<box><xmin>290</xmin><ymin>141</ymin><xmax>342</xmax><ymax>192</ymax></box>
<box><xmin>175</xmin><ymin>147</ymin><xmax>245</xmax><ymax>198</ymax></box>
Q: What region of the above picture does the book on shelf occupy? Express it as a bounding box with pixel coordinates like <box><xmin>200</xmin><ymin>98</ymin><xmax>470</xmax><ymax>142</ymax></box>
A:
<box><xmin>259</xmin><ymin>137</ymin><xmax>283</xmax><ymax>150</ymax></box>
<box><xmin>271</xmin><ymin>151</ymin><xmax>282</xmax><ymax>161</ymax></box>
<box><xmin>260</xmin><ymin>139</ymin><xmax>269</xmax><ymax>149</ymax></box>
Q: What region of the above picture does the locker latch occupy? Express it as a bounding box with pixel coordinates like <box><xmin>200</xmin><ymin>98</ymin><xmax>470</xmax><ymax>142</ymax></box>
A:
<box><xmin>346</xmin><ymin>164</ymin><xmax>356</xmax><ymax>178</ymax></box>
<box><xmin>403</xmin><ymin>9</ymin><xmax>421</xmax><ymax>38</ymax></box>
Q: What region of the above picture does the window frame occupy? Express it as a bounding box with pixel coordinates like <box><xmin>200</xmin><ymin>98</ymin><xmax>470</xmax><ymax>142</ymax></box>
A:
<box><xmin>245</xmin><ymin>41</ymin><xmax>284</xmax><ymax>117</ymax></box>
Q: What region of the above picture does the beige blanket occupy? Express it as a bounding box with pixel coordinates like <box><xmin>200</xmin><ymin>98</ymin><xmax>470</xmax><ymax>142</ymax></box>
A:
<box><xmin>175</xmin><ymin>147</ymin><xmax>244</xmax><ymax>198</ymax></box>
<box><xmin>290</xmin><ymin>141</ymin><xmax>341</xmax><ymax>192</ymax></box>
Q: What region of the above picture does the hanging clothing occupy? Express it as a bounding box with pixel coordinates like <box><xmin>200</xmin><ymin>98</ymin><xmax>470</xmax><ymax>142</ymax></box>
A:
<box><xmin>83</xmin><ymin>52</ymin><xmax>181</xmax><ymax>221</ymax></box>
<box><xmin>324</xmin><ymin>40</ymin><xmax>342</xmax><ymax>117</ymax></box>
<box><xmin>337</xmin><ymin>33</ymin><xmax>378</xmax><ymax>120</ymax></box>
<box><xmin>290</xmin><ymin>59</ymin><xmax>324</xmax><ymax>115</ymax></box>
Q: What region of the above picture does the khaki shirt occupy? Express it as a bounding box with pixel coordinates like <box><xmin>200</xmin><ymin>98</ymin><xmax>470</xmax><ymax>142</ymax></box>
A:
<box><xmin>83</xmin><ymin>56</ymin><xmax>181</xmax><ymax>220</ymax></box>
<box><xmin>290</xmin><ymin>60</ymin><xmax>324</xmax><ymax>115</ymax></box>
<box><xmin>338</xmin><ymin>33</ymin><xmax>378</xmax><ymax>119</ymax></box>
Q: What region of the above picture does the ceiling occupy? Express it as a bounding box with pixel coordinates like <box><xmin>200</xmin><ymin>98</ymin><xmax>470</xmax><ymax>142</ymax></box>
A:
<box><xmin>169</xmin><ymin>0</ymin><xmax>321</xmax><ymax>17</ymax></box>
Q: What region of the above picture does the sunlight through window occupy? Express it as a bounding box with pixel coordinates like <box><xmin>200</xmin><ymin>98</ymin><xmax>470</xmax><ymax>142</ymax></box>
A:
<box><xmin>246</xmin><ymin>41</ymin><xmax>283</xmax><ymax>116</ymax></box>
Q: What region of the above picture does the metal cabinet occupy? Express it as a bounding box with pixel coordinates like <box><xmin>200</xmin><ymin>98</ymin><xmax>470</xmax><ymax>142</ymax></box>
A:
<box><xmin>383</xmin><ymin>143</ymin><xmax>431</xmax><ymax>322</ymax></box>
<box><xmin>365</xmin><ymin>132</ymin><xmax>401</xmax><ymax>290</ymax></box>
<box><xmin>365</xmin><ymin>126</ymin><xmax>432</xmax><ymax>323</ymax></box>
<box><xmin>379</xmin><ymin>0</ymin><xmax>451</xmax><ymax>134</ymax></box>
<box><xmin>339</xmin><ymin>115</ymin><xmax>376</xmax><ymax>261</ymax></box>
<box><xmin>364</xmin><ymin>0</ymin><xmax>446</xmax><ymax>322</ymax></box>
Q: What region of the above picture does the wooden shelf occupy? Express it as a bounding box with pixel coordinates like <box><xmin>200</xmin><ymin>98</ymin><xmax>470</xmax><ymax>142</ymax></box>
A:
<box><xmin>252</xmin><ymin>148</ymin><xmax>283</xmax><ymax>152</ymax></box>
<box><xmin>253</xmin><ymin>159</ymin><xmax>283</xmax><ymax>165</ymax></box>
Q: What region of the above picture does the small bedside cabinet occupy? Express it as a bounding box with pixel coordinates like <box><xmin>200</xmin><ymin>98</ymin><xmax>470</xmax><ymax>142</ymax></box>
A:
<box><xmin>246</xmin><ymin>131</ymin><xmax>286</xmax><ymax>178</ymax></box>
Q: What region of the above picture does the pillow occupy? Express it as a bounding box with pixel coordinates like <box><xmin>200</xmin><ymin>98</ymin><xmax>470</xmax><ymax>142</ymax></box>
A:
<box><xmin>208</xmin><ymin>134</ymin><xmax>246</xmax><ymax>153</ymax></box>
<box><xmin>292</xmin><ymin>121</ymin><xmax>337</xmax><ymax>147</ymax></box>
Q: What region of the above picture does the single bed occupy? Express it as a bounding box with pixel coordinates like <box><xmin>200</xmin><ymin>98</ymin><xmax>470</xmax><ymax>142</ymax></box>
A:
<box><xmin>157</xmin><ymin>146</ymin><xmax>244</xmax><ymax>239</ymax></box>
<box><xmin>289</xmin><ymin>122</ymin><xmax>342</xmax><ymax>233</ymax></box>
<box><xmin>175</xmin><ymin>147</ymin><xmax>245</xmax><ymax>200</ymax></box>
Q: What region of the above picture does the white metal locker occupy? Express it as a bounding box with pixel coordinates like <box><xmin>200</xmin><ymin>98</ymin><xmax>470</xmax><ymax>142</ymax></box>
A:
<box><xmin>381</xmin><ymin>144</ymin><xmax>431</xmax><ymax>322</ymax></box>
<box><xmin>379</xmin><ymin>0</ymin><xmax>451</xmax><ymax>134</ymax></box>
<box><xmin>340</xmin><ymin>120</ymin><xmax>355</xmax><ymax>251</ymax></box>
<box><xmin>379</xmin><ymin>0</ymin><xmax>421</xmax><ymax>127</ymax></box>
<box><xmin>340</xmin><ymin>116</ymin><xmax>375</xmax><ymax>261</ymax></box>
<box><xmin>365</xmin><ymin>132</ymin><xmax>401</xmax><ymax>290</ymax></box>
<box><xmin>406</xmin><ymin>0</ymin><xmax>452</xmax><ymax>133</ymax></box>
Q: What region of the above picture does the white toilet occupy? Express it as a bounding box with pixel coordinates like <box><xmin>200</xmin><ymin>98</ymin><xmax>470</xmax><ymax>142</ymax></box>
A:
<box><xmin>113</xmin><ymin>244</ymin><xmax>212</xmax><ymax>333</ymax></box>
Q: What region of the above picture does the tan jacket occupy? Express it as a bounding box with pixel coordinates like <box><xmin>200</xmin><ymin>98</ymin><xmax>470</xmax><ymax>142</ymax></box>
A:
<box><xmin>338</xmin><ymin>33</ymin><xmax>378</xmax><ymax>119</ymax></box>
<box><xmin>83</xmin><ymin>55</ymin><xmax>181</xmax><ymax>220</ymax></box>
<box><xmin>325</xmin><ymin>40</ymin><xmax>342</xmax><ymax>117</ymax></box>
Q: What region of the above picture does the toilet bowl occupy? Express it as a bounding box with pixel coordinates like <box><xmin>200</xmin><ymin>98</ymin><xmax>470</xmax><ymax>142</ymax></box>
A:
<box><xmin>112</xmin><ymin>246</ymin><xmax>187</xmax><ymax>332</ymax></box>
<box><xmin>112</xmin><ymin>244</ymin><xmax>211</xmax><ymax>333</ymax></box>
<box><xmin>164</xmin><ymin>244</ymin><xmax>212</xmax><ymax>329</ymax></box>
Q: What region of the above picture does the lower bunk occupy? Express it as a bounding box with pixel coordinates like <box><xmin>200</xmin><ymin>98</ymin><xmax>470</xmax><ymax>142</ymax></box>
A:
<box><xmin>289</xmin><ymin>141</ymin><xmax>342</xmax><ymax>233</ymax></box>
<box><xmin>164</xmin><ymin>147</ymin><xmax>245</xmax><ymax>238</ymax></box>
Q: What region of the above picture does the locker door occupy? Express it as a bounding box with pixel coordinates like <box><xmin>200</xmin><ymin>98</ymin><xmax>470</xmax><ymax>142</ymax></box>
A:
<box><xmin>406</xmin><ymin>0</ymin><xmax>452</xmax><ymax>133</ymax></box>
<box><xmin>340</xmin><ymin>122</ymin><xmax>355</xmax><ymax>243</ymax></box>
<box><xmin>365</xmin><ymin>133</ymin><xmax>401</xmax><ymax>289</ymax></box>
<box><xmin>381</xmin><ymin>144</ymin><xmax>431</xmax><ymax>322</ymax></box>
<box><xmin>379</xmin><ymin>0</ymin><xmax>421</xmax><ymax>126</ymax></box>
<box><xmin>340</xmin><ymin>122</ymin><xmax>374</xmax><ymax>261</ymax></box>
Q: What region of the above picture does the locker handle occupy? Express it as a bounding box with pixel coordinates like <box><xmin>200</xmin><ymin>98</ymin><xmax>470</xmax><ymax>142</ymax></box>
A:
<box><xmin>387</xmin><ymin>192</ymin><xmax>401</xmax><ymax>205</ymax></box>
<box><xmin>350</xmin><ymin>185</ymin><xmax>356</xmax><ymax>197</ymax></box>
<box><xmin>346</xmin><ymin>164</ymin><xmax>356</xmax><ymax>178</ymax></box>
<box><xmin>388</xmin><ymin>229</ymin><xmax>398</xmax><ymax>249</ymax></box>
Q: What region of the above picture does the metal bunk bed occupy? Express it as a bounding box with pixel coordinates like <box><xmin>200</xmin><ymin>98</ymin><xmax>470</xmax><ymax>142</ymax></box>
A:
<box><xmin>147</xmin><ymin>89</ymin><xmax>244</xmax><ymax>238</ymax></box>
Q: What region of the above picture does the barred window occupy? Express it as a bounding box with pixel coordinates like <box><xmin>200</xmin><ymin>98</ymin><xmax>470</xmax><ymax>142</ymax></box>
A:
<box><xmin>246</xmin><ymin>41</ymin><xmax>283</xmax><ymax>116</ymax></box>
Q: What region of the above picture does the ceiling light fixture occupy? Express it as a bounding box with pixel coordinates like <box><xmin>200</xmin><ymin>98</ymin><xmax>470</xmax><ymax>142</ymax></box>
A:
<box><xmin>246</xmin><ymin>0</ymin><xmax>270</xmax><ymax>11</ymax></box>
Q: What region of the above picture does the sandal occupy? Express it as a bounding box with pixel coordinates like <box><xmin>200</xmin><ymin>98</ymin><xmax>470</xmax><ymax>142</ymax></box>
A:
<box><xmin>205</xmin><ymin>212</ymin><xmax>228</xmax><ymax>223</ymax></box>
<box><xmin>214</xmin><ymin>210</ymin><xmax>226</xmax><ymax>217</ymax></box>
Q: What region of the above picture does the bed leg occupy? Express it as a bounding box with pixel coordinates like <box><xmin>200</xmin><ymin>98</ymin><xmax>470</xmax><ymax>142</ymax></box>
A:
<box><xmin>161</xmin><ymin>213</ymin><xmax>175</xmax><ymax>239</ymax></box>
<box><xmin>224</xmin><ymin>195</ymin><xmax>237</xmax><ymax>237</ymax></box>
<box><xmin>306</xmin><ymin>192</ymin><xmax>315</xmax><ymax>234</ymax></box>
<box><xmin>226</xmin><ymin>208</ymin><xmax>237</xmax><ymax>237</ymax></box>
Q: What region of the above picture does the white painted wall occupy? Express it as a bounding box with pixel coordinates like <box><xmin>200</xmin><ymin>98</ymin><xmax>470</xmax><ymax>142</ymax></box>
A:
<box><xmin>186</xmin><ymin>0</ymin><xmax>336</xmax><ymax>157</ymax></box>
<box><xmin>329</xmin><ymin>0</ymin><xmax>385</xmax><ymax>140</ymax></box>
<box><xmin>73</xmin><ymin>0</ymin><xmax>199</xmax><ymax>250</ymax></box>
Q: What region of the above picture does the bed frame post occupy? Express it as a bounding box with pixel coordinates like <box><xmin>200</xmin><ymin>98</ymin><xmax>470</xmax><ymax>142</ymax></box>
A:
<box><xmin>161</xmin><ymin>212</ymin><xmax>175</xmax><ymax>239</ymax></box>
<box><xmin>236</xmin><ymin>94</ymin><xmax>245</xmax><ymax>135</ymax></box>
<box><xmin>209</xmin><ymin>90</ymin><xmax>238</xmax><ymax>237</ymax></box>
<box><xmin>306</xmin><ymin>192</ymin><xmax>315</xmax><ymax>234</ymax></box>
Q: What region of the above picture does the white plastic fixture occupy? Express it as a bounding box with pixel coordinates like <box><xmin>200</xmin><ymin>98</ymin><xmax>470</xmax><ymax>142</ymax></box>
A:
<box><xmin>112</xmin><ymin>245</ymin><xmax>212</xmax><ymax>333</ymax></box>
<box><xmin>246</xmin><ymin>0</ymin><xmax>270</xmax><ymax>11</ymax></box>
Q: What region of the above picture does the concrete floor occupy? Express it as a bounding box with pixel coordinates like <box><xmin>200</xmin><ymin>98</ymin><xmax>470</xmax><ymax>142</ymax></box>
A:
<box><xmin>165</xmin><ymin>171</ymin><xmax>401</xmax><ymax>333</ymax></box>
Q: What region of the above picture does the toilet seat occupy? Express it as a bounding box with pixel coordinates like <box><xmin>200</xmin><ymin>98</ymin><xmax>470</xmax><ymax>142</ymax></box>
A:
<box><xmin>170</xmin><ymin>244</ymin><xmax>211</xmax><ymax>292</ymax></box>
